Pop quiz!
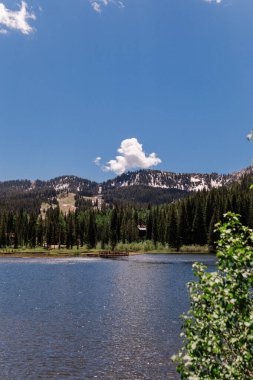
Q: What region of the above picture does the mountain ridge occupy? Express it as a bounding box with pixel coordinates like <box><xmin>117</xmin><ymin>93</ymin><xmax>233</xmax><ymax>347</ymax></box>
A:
<box><xmin>0</xmin><ymin>166</ymin><xmax>251</xmax><ymax>193</ymax></box>
<box><xmin>0</xmin><ymin>167</ymin><xmax>251</xmax><ymax>210</ymax></box>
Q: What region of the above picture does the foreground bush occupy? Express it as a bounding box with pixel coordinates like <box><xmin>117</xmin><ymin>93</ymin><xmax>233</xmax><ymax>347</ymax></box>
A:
<box><xmin>173</xmin><ymin>212</ymin><xmax>253</xmax><ymax>380</ymax></box>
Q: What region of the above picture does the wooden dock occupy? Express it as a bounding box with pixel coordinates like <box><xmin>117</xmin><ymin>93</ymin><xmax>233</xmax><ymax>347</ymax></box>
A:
<box><xmin>99</xmin><ymin>251</ymin><xmax>129</xmax><ymax>258</ymax></box>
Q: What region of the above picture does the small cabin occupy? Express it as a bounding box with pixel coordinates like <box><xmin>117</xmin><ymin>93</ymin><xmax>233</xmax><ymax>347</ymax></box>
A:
<box><xmin>137</xmin><ymin>225</ymin><xmax>147</xmax><ymax>239</ymax></box>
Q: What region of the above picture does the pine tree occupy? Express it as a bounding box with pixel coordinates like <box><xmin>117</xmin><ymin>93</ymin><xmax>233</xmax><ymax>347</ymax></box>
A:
<box><xmin>110</xmin><ymin>208</ymin><xmax>118</xmax><ymax>250</ymax></box>
<box><xmin>208</xmin><ymin>208</ymin><xmax>220</xmax><ymax>252</ymax></box>
<box><xmin>152</xmin><ymin>209</ymin><xmax>158</xmax><ymax>246</ymax></box>
<box><xmin>167</xmin><ymin>207</ymin><xmax>180</xmax><ymax>250</ymax></box>
<box><xmin>146</xmin><ymin>211</ymin><xmax>153</xmax><ymax>240</ymax></box>
<box><xmin>87</xmin><ymin>211</ymin><xmax>96</xmax><ymax>249</ymax></box>
<box><xmin>58</xmin><ymin>214</ymin><xmax>66</xmax><ymax>248</ymax></box>
<box><xmin>178</xmin><ymin>202</ymin><xmax>189</xmax><ymax>246</ymax></box>
<box><xmin>37</xmin><ymin>216</ymin><xmax>44</xmax><ymax>247</ymax></box>
<box><xmin>192</xmin><ymin>203</ymin><xmax>207</xmax><ymax>245</ymax></box>
<box><xmin>66</xmin><ymin>212</ymin><xmax>75</xmax><ymax>249</ymax></box>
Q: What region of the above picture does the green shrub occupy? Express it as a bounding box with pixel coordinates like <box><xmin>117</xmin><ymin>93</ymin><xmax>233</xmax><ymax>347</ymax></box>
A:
<box><xmin>115</xmin><ymin>240</ymin><xmax>162</xmax><ymax>252</ymax></box>
<box><xmin>173</xmin><ymin>212</ymin><xmax>253</xmax><ymax>379</ymax></box>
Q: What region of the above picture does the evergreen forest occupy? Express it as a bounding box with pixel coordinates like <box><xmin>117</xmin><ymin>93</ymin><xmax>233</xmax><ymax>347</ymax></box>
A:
<box><xmin>0</xmin><ymin>175</ymin><xmax>252</xmax><ymax>251</ymax></box>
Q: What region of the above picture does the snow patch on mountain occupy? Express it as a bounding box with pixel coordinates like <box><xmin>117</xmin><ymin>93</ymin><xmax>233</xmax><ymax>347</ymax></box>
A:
<box><xmin>191</xmin><ymin>177</ymin><xmax>201</xmax><ymax>183</ymax></box>
<box><xmin>103</xmin><ymin>167</ymin><xmax>252</xmax><ymax>193</ymax></box>
<box><xmin>55</xmin><ymin>183</ymin><xmax>69</xmax><ymax>191</ymax></box>
<box><xmin>5</xmin><ymin>167</ymin><xmax>251</xmax><ymax>197</ymax></box>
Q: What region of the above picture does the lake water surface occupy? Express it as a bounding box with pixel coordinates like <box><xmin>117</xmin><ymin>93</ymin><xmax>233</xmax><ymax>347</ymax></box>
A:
<box><xmin>0</xmin><ymin>254</ymin><xmax>216</xmax><ymax>380</ymax></box>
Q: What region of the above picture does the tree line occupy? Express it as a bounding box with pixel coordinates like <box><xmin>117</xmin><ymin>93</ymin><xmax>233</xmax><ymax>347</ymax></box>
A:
<box><xmin>0</xmin><ymin>176</ymin><xmax>252</xmax><ymax>250</ymax></box>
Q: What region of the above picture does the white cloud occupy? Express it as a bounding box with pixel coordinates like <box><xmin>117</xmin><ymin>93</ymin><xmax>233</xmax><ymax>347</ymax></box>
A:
<box><xmin>102</xmin><ymin>138</ymin><xmax>162</xmax><ymax>175</ymax></box>
<box><xmin>204</xmin><ymin>0</ymin><xmax>222</xmax><ymax>3</ymax></box>
<box><xmin>90</xmin><ymin>1</ymin><xmax>102</xmax><ymax>13</ymax></box>
<box><xmin>89</xmin><ymin>0</ymin><xmax>125</xmax><ymax>13</ymax></box>
<box><xmin>0</xmin><ymin>0</ymin><xmax>124</xmax><ymax>35</ymax></box>
<box><xmin>0</xmin><ymin>1</ymin><xmax>35</xmax><ymax>35</ymax></box>
<box><xmin>247</xmin><ymin>130</ymin><xmax>253</xmax><ymax>142</ymax></box>
<box><xmin>94</xmin><ymin>156</ymin><xmax>102</xmax><ymax>166</ymax></box>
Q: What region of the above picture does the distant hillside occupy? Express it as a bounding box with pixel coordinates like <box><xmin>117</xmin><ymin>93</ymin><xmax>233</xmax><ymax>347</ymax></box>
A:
<box><xmin>102</xmin><ymin>168</ymin><xmax>252</xmax><ymax>192</ymax></box>
<box><xmin>0</xmin><ymin>172</ymin><xmax>252</xmax><ymax>252</ymax></box>
<box><xmin>102</xmin><ymin>185</ymin><xmax>188</xmax><ymax>206</ymax></box>
<box><xmin>0</xmin><ymin>167</ymin><xmax>251</xmax><ymax>211</ymax></box>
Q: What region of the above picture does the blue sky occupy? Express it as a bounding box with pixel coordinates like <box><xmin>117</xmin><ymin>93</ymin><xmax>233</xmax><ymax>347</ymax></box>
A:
<box><xmin>0</xmin><ymin>0</ymin><xmax>253</xmax><ymax>181</ymax></box>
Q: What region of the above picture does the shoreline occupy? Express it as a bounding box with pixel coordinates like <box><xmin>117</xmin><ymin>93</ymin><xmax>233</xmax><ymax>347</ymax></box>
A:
<box><xmin>0</xmin><ymin>248</ymin><xmax>214</xmax><ymax>259</ymax></box>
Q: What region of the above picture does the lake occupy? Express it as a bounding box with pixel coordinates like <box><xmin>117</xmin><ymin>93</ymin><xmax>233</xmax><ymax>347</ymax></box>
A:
<box><xmin>0</xmin><ymin>254</ymin><xmax>216</xmax><ymax>380</ymax></box>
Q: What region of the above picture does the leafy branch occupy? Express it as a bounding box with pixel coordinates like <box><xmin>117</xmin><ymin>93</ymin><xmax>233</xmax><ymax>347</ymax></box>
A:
<box><xmin>172</xmin><ymin>212</ymin><xmax>253</xmax><ymax>380</ymax></box>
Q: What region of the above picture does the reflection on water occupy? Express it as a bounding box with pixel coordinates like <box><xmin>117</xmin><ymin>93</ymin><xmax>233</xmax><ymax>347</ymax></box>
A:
<box><xmin>0</xmin><ymin>254</ymin><xmax>215</xmax><ymax>379</ymax></box>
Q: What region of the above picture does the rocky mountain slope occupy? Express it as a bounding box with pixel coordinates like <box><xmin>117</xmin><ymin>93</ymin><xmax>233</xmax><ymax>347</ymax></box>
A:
<box><xmin>0</xmin><ymin>167</ymin><xmax>251</xmax><ymax>209</ymax></box>
<box><xmin>102</xmin><ymin>167</ymin><xmax>252</xmax><ymax>192</ymax></box>
<box><xmin>103</xmin><ymin>170</ymin><xmax>227</xmax><ymax>192</ymax></box>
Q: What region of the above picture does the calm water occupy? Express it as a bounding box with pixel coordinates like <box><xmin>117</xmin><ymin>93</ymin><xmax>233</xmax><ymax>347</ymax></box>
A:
<box><xmin>0</xmin><ymin>254</ymin><xmax>216</xmax><ymax>380</ymax></box>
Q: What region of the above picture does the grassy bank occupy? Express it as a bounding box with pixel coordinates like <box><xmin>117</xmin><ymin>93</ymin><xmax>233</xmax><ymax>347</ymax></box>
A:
<box><xmin>0</xmin><ymin>242</ymin><xmax>210</xmax><ymax>257</ymax></box>
<box><xmin>114</xmin><ymin>241</ymin><xmax>209</xmax><ymax>254</ymax></box>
